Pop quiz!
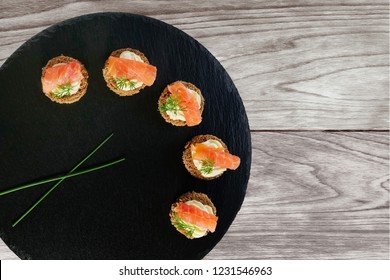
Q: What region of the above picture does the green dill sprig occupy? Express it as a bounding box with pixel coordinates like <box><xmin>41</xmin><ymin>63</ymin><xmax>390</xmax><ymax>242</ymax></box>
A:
<box><xmin>200</xmin><ymin>159</ymin><xmax>215</xmax><ymax>174</ymax></box>
<box><xmin>159</xmin><ymin>95</ymin><xmax>186</xmax><ymax>115</ymax></box>
<box><xmin>52</xmin><ymin>84</ymin><xmax>74</xmax><ymax>97</ymax></box>
<box><xmin>114</xmin><ymin>77</ymin><xmax>137</xmax><ymax>90</ymax></box>
<box><xmin>173</xmin><ymin>214</ymin><xmax>197</xmax><ymax>237</ymax></box>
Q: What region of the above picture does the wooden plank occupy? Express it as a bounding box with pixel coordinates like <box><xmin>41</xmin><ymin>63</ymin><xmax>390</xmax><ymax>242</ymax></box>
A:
<box><xmin>0</xmin><ymin>0</ymin><xmax>388</xmax><ymax>129</ymax></box>
<box><xmin>1</xmin><ymin>132</ymin><xmax>388</xmax><ymax>259</ymax></box>
<box><xmin>0</xmin><ymin>241</ymin><xmax>18</xmax><ymax>260</ymax></box>
<box><xmin>206</xmin><ymin>132</ymin><xmax>389</xmax><ymax>259</ymax></box>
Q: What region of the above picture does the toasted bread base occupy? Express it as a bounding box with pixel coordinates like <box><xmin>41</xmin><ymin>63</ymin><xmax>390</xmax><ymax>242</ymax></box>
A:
<box><xmin>170</xmin><ymin>191</ymin><xmax>217</xmax><ymax>239</ymax></box>
<box><xmin>102</xmin><ymin>48</ymin><xmax>149</xmax><ymax>96</ymax></box>
<box><xmin>158</xmin><ymin>81</ymin><xmax>204</xmax><ymax>126</ymax></box>
<box><xmin>41</xmin><ymin>55</ymin><xmax>88</xmax><ymax>104</ymax></box>
<box><xmin>182</xmin><ymin>135</ymin><xmax>228</xmax><ymax>180</ymax></box>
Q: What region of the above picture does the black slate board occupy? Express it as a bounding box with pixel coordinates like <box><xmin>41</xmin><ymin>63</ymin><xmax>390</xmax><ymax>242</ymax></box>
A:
<box><xmin>0</xmin><ymin>12</ymin><xmax>251</xmax><ymax>259</ymax></box>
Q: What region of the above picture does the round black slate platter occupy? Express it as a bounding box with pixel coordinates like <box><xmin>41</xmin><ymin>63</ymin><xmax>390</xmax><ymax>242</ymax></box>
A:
<box><xmin>0</xmin><ymin>12</ymin><xmax>251</xmax><ymax>260</ymax></box>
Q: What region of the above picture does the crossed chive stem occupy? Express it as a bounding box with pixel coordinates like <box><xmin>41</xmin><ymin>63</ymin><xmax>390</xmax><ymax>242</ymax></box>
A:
<box><xmin>0</xmin><ymin>133</ymin><xmax>125</xmax><ymax>227</ymax></box>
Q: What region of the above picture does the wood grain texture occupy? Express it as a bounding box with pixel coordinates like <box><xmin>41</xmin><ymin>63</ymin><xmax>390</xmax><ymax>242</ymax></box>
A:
<box><xmin>1</xmin><ymin>132</ymin><xmax>388</xmax><ymax>259</ymax></box>
<box><xmin>0</xmin><ymin>0</ymin><xmax>388</xmax><ymax>129</ymax></box>
<box><xmin>206</xmin><ymin>132</ymin><xmax>389</xmax><ymax>259</ymax></box>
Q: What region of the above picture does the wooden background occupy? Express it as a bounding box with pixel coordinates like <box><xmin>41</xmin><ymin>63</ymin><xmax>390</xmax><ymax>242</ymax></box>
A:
<box><xmin>0</xmin><ymin>0</ymin><xmax>389</xmax><ymax>259</ymax></box>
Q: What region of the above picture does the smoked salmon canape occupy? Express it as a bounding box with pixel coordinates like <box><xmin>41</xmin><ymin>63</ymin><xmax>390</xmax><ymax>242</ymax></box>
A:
<box><xmin>102</xmin><ymin>48</ymin><xmax>157</xmax><ymax>96</ymax></box>
<box><xmin>170</xmin><ymin>191</ymin><xmax>218</xmax><ymax>239</ymax></box>
<box><xmin>158</xmin><ymin>81</ymin><xmax>204</xmax><ymax>126</ymax></box>
<box><xmin>41</xmin><ymin>55</ymin><xmax>88</xmax><ymax>104</ymax></box>
<box><xmin>183</xmin><ymin>135</ymin><xmax>241</xmax><ymax>180</ymax></box>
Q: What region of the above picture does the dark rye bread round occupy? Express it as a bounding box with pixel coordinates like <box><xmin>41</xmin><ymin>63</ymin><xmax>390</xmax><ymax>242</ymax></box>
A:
<box><xmin>182</xmin><ymin>134</ymin><xmax>228</xmax><ymax>180</ymax></box>
<box><xmin>169</xmin><ymin>191</ymin><xmax>217</xmax><ymax>239</ymax></box>
<box><xmin>102</xmin><ymin>48</ymin><xmax>150</xmax><ymax>96</ymax></box>
<box><xmin>158</xmin><ymin>81</ymin><xmax>204</xmax><ymax>126</ymax></box>
<box><xmin>41</xmin><ymin>55</ymin><xmax>88</xmax><ymax>104</ymax></box>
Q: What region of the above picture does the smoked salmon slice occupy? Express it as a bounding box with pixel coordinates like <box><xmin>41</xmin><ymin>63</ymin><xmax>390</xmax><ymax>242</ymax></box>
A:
<box><xmin>106</xmin><ymin>56</ymin><xmax>156</xmax><ymax>86</ymax></box>
<box><xmin>191</xmin><ymin>143</ymin><xmax>240</xmax><ymax>170</ymax></box>
<box><xmin>167</xmin><ymin>81</ymin><xmax>201</xmax><ymax>126</ymax></box>
<box><xmin>42</xmin><ymin>61</ymin><xmax>83</xmax><ymax>94</ymax></box>
<box><xmin>175</xmin><ymin>202</ymin><xmax>217</xmax><ymax>232</ymax></box>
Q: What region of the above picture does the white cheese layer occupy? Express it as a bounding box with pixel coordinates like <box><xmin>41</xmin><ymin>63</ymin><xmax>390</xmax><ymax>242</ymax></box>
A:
<box><xmin>192</xmin><ymin>139</ymin><xmax>226</xmax><ymax>178</ymax></box>
<box><xmin>166</xmin><ymin>88</ymin><xmax>202</xmax><ymax>121</ymax></box>
<box><xmin>116</xmin><ymin>51</ymin><xmax>144</xmax><ymax>90</ymax></box>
